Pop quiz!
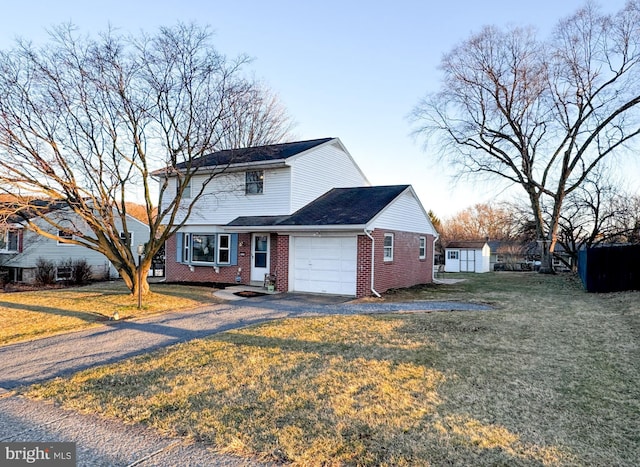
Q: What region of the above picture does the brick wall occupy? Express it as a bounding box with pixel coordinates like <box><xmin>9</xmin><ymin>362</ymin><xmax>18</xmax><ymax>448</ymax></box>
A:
<box><xmin>369</xmin><ymin>229</ymin><xmax>434</xmax><ymax>295</ymax></box>
<box><xmin>356</xmin><ymin>234</ymin><xmax>373</xmax><ymax>298</ymax></box>
<box><xmin>165</xmin><ymin>233</ymin><xmax>252</xmax><ymax>284</ymax></box>
<box><xmin>274</xmin><ymin>234</ymin><xmax>289</xmax><ymax>292</ymax></box>
<box><xmin>165</xmin><ymin>229</ymin><xmax>434</xmax><ymax>296</ymax></box>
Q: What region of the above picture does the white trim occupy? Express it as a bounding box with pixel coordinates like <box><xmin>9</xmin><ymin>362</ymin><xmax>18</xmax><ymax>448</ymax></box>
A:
<box><xmin>419</xmin><ymin>236</ymin><xmax>426</xmax><ymax>259</ymax></box>
<box><xmin>250</xmin><ymin>233</ymin><xmax>270</xmax><ymax>282</ymax></box>
<box><xmin>383</xmin><ymin>233</ymin><xmax>394</xmax><ymax>261</ymax></box>
<box><xmin>224</xmin><ymin>224</ymin><xmax>367</xmax><ymax>233</ymax></box>
<box><xmin>217</xmin><ymin>233</ymin><xmax>231</xmax><ymax>265</ymax></box>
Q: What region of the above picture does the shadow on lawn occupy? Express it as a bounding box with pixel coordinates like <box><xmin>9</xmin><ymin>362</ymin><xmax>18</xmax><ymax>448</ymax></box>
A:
<box><xmin>0</xmin><ymin>300</ymin><xmax>107</xmax><ymax>322</ymax></box>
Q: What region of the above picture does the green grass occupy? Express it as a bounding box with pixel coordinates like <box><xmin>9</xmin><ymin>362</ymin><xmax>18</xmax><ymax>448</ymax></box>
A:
<box><xmin>26</xmin><ymin>272</ymin><xmax>640</xmax><ymax>465</ymax></box>
<box><xmin>0</xmin><ymin>281</ymin><xmax>220</xmax><ymax>345</ymax></box>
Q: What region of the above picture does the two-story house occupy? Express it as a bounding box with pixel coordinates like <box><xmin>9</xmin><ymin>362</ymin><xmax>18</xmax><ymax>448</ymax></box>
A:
<box><xmin>161</xmin><ymin>137</ymin><xmax>438</xmax><ymax>297</ymax></box>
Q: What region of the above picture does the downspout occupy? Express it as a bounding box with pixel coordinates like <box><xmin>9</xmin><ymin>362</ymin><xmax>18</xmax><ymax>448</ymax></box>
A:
<box><xmin>432</xmin><ymin>234</ymin><xmax>439</xmax><ymax>281</ymax></box>
<box><xmin>364</xmin><ymin>229</ymin><xmax>381</xmax><ymax>298</ymax></box>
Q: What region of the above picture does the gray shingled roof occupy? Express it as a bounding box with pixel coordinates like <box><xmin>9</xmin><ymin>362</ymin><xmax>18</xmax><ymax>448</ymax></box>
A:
<box><xmin>446</xmin><ymin>241</ymin><xmax>488</xmax><ymax>249</ymax></box>
<box><xmin>174</xmin><ymin>138</ymin><xmax>334</xmax><ymax>170</ymax></box>
<box><xmin>227</xmin><ymin>185</ymin><xmax>409</xmax><ymax>228</ymax></box>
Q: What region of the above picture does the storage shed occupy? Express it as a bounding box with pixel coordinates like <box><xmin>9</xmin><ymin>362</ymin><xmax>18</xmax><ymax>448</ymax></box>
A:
<box><xmin>445</xmin><ymin>241</ymin><xmax>491</xmax><ymax>273</ymax></box>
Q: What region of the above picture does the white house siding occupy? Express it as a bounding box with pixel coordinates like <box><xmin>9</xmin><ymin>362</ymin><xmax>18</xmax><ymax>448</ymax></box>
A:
<box><xmin>173</xmin><ymin>168</ymin><xmax>292</xmax><ymax>225</ymax></box>
<box><xmin>289</xmin><ymin>141</ymin><xmax>369</xmax><ymax>212</ymax></box>
<box><xmin>369</xmin><ymin>190</ymin><xmax>436</xmax><ymax>235</ymax></box>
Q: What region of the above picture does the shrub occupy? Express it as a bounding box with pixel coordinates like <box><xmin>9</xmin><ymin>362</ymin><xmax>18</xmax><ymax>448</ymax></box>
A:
<box><xmin>71</xmin><ymin>258</ymin><xmax>93</xmax><ymax>285</ymax></box>
<box><xmin>35</xmin><ymin>258</ymin><xmax>56</xmax><ymax>285</ymax></box>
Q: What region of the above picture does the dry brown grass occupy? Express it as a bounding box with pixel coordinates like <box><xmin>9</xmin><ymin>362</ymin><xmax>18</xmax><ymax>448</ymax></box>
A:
<box><xmin>26</xmin><ymin>273</ymin><xmax>640</xmax><ymax>465</ymax></box>
<box><xmin>0</xmin><ymin>281</ymin><xmax>219</xmax><ymax>345</ymax></box>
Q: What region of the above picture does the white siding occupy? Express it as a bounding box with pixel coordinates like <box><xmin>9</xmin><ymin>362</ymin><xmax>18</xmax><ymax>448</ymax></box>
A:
<box><xmin>289</xmin><ymin>141</ymin><xmax>369</xmax><ymax>211</ymax></box>
<box><xmin>369</xmin><ymin>190</ymin><xmax>436</xmax><ymax>235</ymax></box>
<box><xmin>175</xmin><ymin>167</ymin><xmax>292</xmax><ymax>225</ymax></box>
<box><xmin>3</xmin><ymin>211</ymin><xmax>150</xmax><ymax>278</ymax></box>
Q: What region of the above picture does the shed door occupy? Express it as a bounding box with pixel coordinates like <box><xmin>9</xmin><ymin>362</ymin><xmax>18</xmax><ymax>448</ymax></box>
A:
<box><xmin>461</xmin><ymin>249</ymin><xmax>476</xmax><ymax>272</ymax></box>
<box><xmin>292</xmin><ymin>236</ymin><xmax>357</xmax><ymax>295</ymax></box>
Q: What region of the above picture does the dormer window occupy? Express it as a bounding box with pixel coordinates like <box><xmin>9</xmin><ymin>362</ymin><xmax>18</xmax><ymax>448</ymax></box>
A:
<box><xmin>245</xmin><ymin>170</ymin><xmax>264</xmax><ymax>195</ymax></box>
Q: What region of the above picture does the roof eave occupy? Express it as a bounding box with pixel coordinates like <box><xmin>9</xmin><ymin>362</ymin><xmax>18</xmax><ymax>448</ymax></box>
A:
<box><xmin>224</xmin><ymin>224</ymin><xmax>367</xmax><ymax>233</ymax></box>
<box><xmin>151</xmin><ymin>159</ymin><xmax>289</xmax><ymax>177</ymax></box>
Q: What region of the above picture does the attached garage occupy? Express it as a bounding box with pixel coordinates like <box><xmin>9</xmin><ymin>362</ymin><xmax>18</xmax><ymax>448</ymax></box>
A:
<box><xmin>291</xmin><ymin>236</ymin><xmax>357</xmax><ymax>295</ymax></box>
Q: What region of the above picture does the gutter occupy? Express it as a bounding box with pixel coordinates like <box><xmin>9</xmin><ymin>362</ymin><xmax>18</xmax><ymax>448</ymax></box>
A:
<box><xmin>364</xmin><ymin>229</ymin><xmax>381</xmax><ymax>298</ymax></box>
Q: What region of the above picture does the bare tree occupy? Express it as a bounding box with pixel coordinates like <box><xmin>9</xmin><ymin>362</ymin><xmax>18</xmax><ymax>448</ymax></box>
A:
<box><xmin>218</xmin><ymin>82</ymin><xmax>296</xmax><ymax>149</ymax></box>
<box><xmin>0</xmin><ymin>23</ymin><xmax>293</xmax><ymax>295</ymax></box>
<box><xmin>412</xmin><ymin>1</ymin><xmax>640</xmax><ymax>272</ymax></box>
<box><xmin>440</xmin><ymin>202</ymin><xmax>523</xmax><ymax>244</ymax></box>
<box><xmin>556</xmin><ymin>169</ymin><xmax>640</xmax><ymax>267</ymax></box>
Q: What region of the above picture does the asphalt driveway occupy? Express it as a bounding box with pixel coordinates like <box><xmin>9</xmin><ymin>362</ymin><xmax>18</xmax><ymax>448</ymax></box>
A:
<box><xmin>0</xmin><ymin>293</ymin><xmax>491</xmax><ymax>466</ymax></box>
<box><xmin>1</xmin><ymin>294</ymin><xmax>491</xmax><ymax>390</ymax></box>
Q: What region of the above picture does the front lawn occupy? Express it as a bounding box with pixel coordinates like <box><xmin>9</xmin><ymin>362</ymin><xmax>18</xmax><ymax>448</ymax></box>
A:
<box><xmin>0</xmin><ymin>281</ymin><xmax>219</xmax><ymax>345</ymax></box>
<box><xmin>27</xmin><ymin>273</ymin><xmax>640</xmax><ymax>465</ymax></box>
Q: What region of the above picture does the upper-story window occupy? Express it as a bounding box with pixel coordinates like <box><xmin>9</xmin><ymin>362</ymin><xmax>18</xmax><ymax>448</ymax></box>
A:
<box><xmin>176</xmin><ymin>178</ymin><xmax>192</xmax><ymax>199</ymax></box>
<box><xmin>120</xmin><ymin>231</ymin><xmax>133</xmax><ymax>248</ymax></box>
<box><xmin>0</xmin><ymin>230</ymin><xmax>19</xmax><ymax>252</ymax></box>
<box><xmin>245</xmin><ymin>170</ymin><xmax>264</xmax><ymax>195</ymax></box>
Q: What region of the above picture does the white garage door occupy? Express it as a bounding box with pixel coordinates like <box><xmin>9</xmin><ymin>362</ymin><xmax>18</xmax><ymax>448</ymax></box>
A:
<box><xmin>292</xmin><ymin>236</ymin><xmax>357</xmax><ymax>295</ymax></box>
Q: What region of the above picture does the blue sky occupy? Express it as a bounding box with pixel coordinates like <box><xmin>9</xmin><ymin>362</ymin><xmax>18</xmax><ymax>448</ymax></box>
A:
<box><xmin>0</xmin><ymin>0</ymin><xmax>635</xmax><ymax>217</ymax></box>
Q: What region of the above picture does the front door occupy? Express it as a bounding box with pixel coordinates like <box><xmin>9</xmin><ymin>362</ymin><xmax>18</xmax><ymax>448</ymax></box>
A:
<box><xmin>250</xmin><ymin>233</ymin><xmax>270</xmax><ymax>282</ymax></box>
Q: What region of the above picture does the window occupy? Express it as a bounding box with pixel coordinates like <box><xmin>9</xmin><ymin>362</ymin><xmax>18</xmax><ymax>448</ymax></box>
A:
<box><xmin>217</xmin><ymin>234</ymin><xmax>231</xmax><ymax>264</ymax></box>
<box><xmin>56</xmin><ymin>266</ymin><xmax>73</xmax><ymax>281</ymax></box>
<box><xmin>183</xmin><ymin>233</ymin><xmax>190</xmax><ymax>263</ymax></box>
<box><xmin>245</xmin><ymin>170</ymin><xmax>264</xmax><ymax>194</ymax></box>
<box><xmin>58</xmin><ymin>230</ymin><xmax>73</xmax><ymax>245</ymax></box>
<box><xmin>0</xmin><ymin>230</ymin><xmax>20</xmax><ymax>252</ymax></box>
<box><xmin>447</xmin><ymin>250</ymin><xmax>459</xmax><ymax>260</ymax></box>
<box><xmin>177</xmin><ymin>179</ymin><xmax>192</xmax><ymax>199</ymax></box>
<box><xmin>179</xmin><ymin>233</ymin><xmax>237</xmax><ymax>265</ymax></box>
<box><xmin>119</xmin><ymin>231</ymin><xmax>133</xmax><ymax>248</ymax></box>
<box><xmin>191</xmin><ymin>234</ymin><xmax>216</xmax><ymax>263</ymax></box>
<box><xmin>383</xmin><ymin>233</ymin><xmax>394</xmax><ymax>261</ymax></box>
<box><xmin>419</xmin><ymin>237</ymin><xmax>426</xmax><ymax>259</ymax></box>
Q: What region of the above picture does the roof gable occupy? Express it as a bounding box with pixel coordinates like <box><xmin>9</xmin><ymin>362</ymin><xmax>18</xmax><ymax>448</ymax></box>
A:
<box><xmin>227</xmin><ymin>185</ymin><xmax>409</xmax><ymax>228</ymax></box>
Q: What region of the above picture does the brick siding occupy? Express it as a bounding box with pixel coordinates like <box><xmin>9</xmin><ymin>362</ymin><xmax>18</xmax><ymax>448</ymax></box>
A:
<box><xmin>373</xmin><ymin>229</ymin><xmax>434</xmax><ymax>293</ymax></box>
<box><xmin>165</xmin><ymin>233</ymin><xmax>252</xmax><ymax>285</ymax></box>
<box><xmin>166</xmin><ymin>229</ymin><xmax>433</xmax><ymax>297</ymax></box>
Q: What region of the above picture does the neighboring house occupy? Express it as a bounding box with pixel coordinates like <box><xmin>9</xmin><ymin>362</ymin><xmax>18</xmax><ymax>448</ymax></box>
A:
<box><xmin>444</xmin><ymin>241</ymin><xmax>491</xmax><ymax>273</ymax></box>
<box><xmin>488</xmin><ymin>240</ymin><xmax>570</xmax><ymax>272</ymax></box>
<box><xmin>0</xmin><ymin>205</ymin><xmax>150</xmax><ymax>283</ymax></box>
<box><xmin>160</xmin><ymin>137</ymin><xmax>438</xmax><ymax>297</ymax></box>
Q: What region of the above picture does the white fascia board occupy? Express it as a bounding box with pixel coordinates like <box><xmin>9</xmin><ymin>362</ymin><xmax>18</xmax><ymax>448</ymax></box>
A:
<box><xmin>223</xmin><ymin>224</ymin><xmax>366</xmax><ymax>233</ymax></box>
<box><xmin>152</xmin><ymin>160</ymin><xmax>288</xmax><ymax>178</ymax></box>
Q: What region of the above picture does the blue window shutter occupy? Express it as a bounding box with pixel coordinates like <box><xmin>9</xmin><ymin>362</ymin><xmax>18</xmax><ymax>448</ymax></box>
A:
<box><xmin>176</xmin><ymin>233</ymin><xmax>183</xmax><ymax>263</ymax></box>
<box><xmin>229</xmin><ymin>234</ymin><xmax>238</xmax><ymax>266</ymax></box>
